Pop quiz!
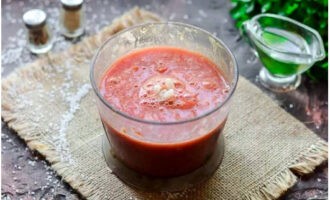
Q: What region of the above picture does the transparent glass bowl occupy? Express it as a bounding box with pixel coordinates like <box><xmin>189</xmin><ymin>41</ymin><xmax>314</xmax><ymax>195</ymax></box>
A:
<box><xmin>90</xmin><ymin>22</ymin><xmax>238</xmax><ymax>191</ymax></box>
<box><xmin>242</xmin><ymin>14</ymin><xmax>325</xmax><ymax>92</ymax></box>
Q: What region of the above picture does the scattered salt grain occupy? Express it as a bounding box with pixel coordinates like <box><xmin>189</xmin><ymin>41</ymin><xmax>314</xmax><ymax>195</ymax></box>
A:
<box><xmin>198</xmin><ymin>9</ymin><xmax>207</xmax><ymax>18</ymax></box>
<box><xmin>86</xmin><ymin>6</ymin><xmax>92</xmax><ymax>13</ymax></box>
<box><xmin>169</xmin><ymin>13</ymin><xmax>176</xmax><ymax>20</ymax></box>
<box><xmin>145</xmin><ymin>4</ymin><xmax>151</xmax><ymax>10</ymax></box>
<box><xmin>28</xmin><ymin>160</ymin><xmax>36</xmax><ymax>166</ymax></box>
<box><xmin>246</xmin><ymin>55</ymin><xmax>256</xmax><ymax>64</ymax></box>
<box><xmin>1</xmin><ymin>47</ymin><xmax>24</xmax><ymax>65</ymax></box>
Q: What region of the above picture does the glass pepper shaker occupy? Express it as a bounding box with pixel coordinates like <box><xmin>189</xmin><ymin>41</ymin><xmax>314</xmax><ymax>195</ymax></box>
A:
<box><xmin>23</xmin><ymin>9</ymin><xmax>53</xmax><ymax>54</ymax></box>
<box><xmin>60</xmin><ymin>0</ymin><xmax>85</xmax><ymax>38</ymax></box>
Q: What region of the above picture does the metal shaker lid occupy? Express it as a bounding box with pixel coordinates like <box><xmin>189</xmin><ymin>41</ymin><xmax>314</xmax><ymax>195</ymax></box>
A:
<box><xmin>23</xmin><ymin>9</ymin><xmax>47</xmax><ymax>29</ymax></box>
<box><xmin>61</xmin><ymin>0</ymin><xmax>84</xmax><ymax>10</ymax></box>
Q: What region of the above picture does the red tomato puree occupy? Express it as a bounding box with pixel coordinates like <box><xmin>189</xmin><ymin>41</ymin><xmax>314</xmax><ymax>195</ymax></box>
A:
<box><xmin>100</xmin><ymin>47</ymin><xmax>229</xmax><ymax>177</ymax></box>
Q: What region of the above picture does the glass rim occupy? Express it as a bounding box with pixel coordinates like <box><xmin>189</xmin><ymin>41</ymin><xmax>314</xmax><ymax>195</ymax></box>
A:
<box><xmin>90</xmin><ymin>22</ymin><xmax>239</xmax><ymax>125</ymax></box>
<box><xmin>245</xmin><ymin>13</ymin><xmax>325</xmax><ymax>61</ymax></box>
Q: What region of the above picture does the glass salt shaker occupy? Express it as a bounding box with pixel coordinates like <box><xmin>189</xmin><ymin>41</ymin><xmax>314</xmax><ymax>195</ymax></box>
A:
<box><xmin>23</xmin><ymin>9</ymin><xmax>53</xmax><ymax>54</ymax></box>
<box><xmin>60</xmin><ymin>0</ymin><xmax>85</xmax><ymax>38</ymax></box>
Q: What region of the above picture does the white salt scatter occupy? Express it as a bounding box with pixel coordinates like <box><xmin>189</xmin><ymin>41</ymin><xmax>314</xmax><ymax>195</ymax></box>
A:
<box><xmin>198</xmin><ymin>9</ymin><xmax>207</xmax><ymax>18</ymax></box>
<box><xmin>54</xmin><ymin>83</ymin><xmax>91</xmax><ymax>163</ymax></box>
<box><xmin>289</xmin><ymin>104</ymin><xmax>293</xmax><ymax>108</ymax></box>
<box><xmin>183</xmin><ymin>14</ymin><xmax>189</xmax><ymax>20</ymax></box>
<box><xmin>246</xmin><ymin>56</ymin><xmax>256</xmax><ymax>64</ymax></box>
<box><xmin>185</xmin><ymin>0</ymin><xmax>192</xmax><ymax>5</ymax></box>
<box><xmin>16</xmin><ymin>28</ymin><xmax>24</xmax><ymax>37</ymax></box>
<box><xmin>110</xmin><ymin>6</ymin><xmax>120</xmax><ymax>14</ymax></box>
<box><xmin>1</xmin><ymin>47</ymin><xmax>24</xmax><ymax>65</ymax></box>
<box><xmin>317</xmin><ymin>178</ymin><xmax>321</xmax><ymax>182</ymax></box>
<box><xmin>92</xmin><ymin>14</ymin><xmax>98</xmax><ymax>20</ymax></box>
<box><xmin>86</xmin><ymin>6</ymin><xmax>92</xmax><ymax>12</ymax></box>
<box><xmin>28</xmin><ymin>160</ymin><xmax>36</xmax><ymax>166</ymax></box>
<box><xmin>169</xmin><ymin>13</ymin><xmax>176</xmax><ymax>20</ymax></box>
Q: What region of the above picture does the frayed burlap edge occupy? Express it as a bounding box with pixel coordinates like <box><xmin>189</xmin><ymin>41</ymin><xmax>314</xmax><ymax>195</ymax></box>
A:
<box><xmin>243</xmin><ymin>140</ymin><xmax>327</xmax><ymax>200</ymax></box>
<box><xmin>2</xmin><ymin>7</ymin><xmax>328</xmax><ymax>200</ymax></box>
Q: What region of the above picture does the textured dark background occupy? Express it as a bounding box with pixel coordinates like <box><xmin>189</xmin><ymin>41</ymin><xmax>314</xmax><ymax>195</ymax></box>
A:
<box><xmin>2</xmin><ymin>0</ymin><xmax>328</xmax><ymax>199</ymax></box>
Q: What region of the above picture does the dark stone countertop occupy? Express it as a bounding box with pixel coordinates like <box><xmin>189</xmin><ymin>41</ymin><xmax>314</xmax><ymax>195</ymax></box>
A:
<box><xmin>2</xmin><ymin>0</ymin><xmax>327</xmax><ymax>199</ymax></box>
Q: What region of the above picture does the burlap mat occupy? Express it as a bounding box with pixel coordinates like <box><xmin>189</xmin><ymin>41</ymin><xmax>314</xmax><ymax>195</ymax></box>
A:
<box><xmin>2</xmin><ymin>8</ymin><xmax>328</xmax><ymax>200</ymax></box>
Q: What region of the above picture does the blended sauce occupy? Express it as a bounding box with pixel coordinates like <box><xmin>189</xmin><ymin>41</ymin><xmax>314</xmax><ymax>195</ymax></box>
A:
<box><xmin>100</xmin><ymin>47</ymin><xmax>230</xmax><ymax>177</ymax></box>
